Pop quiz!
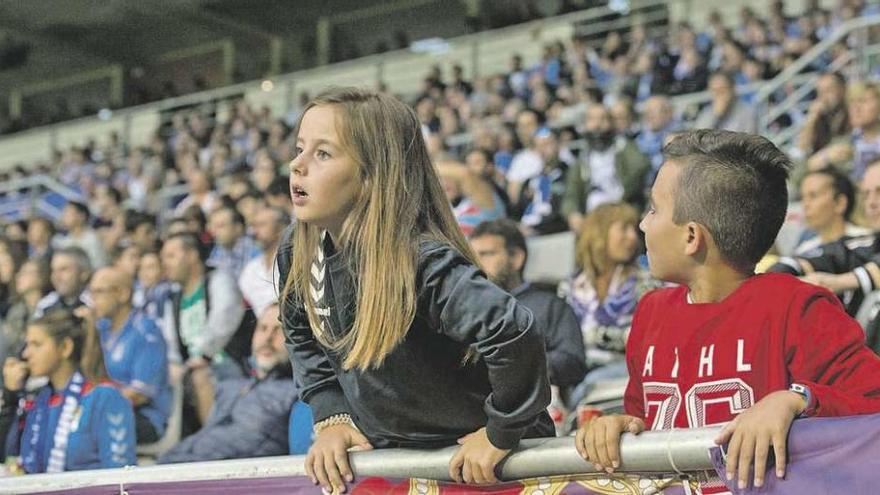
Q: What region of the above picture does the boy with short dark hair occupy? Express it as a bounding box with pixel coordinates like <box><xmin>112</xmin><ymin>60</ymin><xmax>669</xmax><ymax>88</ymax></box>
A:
<box><xmin>576</xmin><ymin>130</ymin><xmax>880</xmax><ymax>494</ymax></box>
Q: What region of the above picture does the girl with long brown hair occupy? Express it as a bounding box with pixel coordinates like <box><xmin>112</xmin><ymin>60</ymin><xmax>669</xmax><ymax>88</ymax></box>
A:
<box><xmin>278</xmin><ymin>87</ymin><xmax>553</xmax><ymax>493</ymax></box>
<box><xmin>1</xmin><ymin>308</ymin><xmax>136</xmax><ymax>473</ymax></box>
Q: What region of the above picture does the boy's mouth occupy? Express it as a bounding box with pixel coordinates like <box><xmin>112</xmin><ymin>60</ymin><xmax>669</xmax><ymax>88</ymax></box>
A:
<box><xmin>291</xmin><ymin>185</ymin><xmax>308</xmax><ymax>198</ymax></box>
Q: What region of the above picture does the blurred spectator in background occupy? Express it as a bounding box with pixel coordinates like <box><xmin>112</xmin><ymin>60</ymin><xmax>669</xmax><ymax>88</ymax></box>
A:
<box><xmin>559</xmin><ymin>203</ymin><xmax>658</xmax><ymax>407</ymax></box>
<box><xmin>83</xmin><ymin>266</ymin><xmax>171</xmax><ymax>444</ymax></box>
<box><xmin>808</xmin><ymin>81</ymin><xmax>880</xmax><ymax>181</ymax></box>
<box><xmin>797</xmin><ymin>72</ymin><xmax>851</xmax><ymax>160</ymax></box>
<box><xmin>110</xmin><ymin>243</ymin><xmax>141</xmax><ymax>280</ymax></box>
<box><xmin>636</xmin><ymin>95</ymin><xmax>680</xmax><ymax>185</ymax></box>
<box><xmin>125</xmin><ymin>212</ymin><xmax>159</xmax><ymax>253</ymax></box>
<box><xmin>2</xmin><ymin>260</ymin><xmax>51</xmax><ymax>360</ymax></box>
<box><xmin>794</xmin><ymin>167</ymin><xmax>868</xmax><ymax>256</ymax></box>
<box><xmin>470</xmin><ymin>219</ymin><xmax>587</xmax><ymax>391</ymax></box>
<box><xmin>160</xmin><ymin>233</ymin><xmax>244</xmax><ymax>432</ymax></box>
<box><xmin>610</xmin><ymin>97</ymin><xmax>640</xmax><ymax>139</ymax></box>
<box><xmin>507</xmin><ymin>109</ymin><xmax>544</xmax><ymax>203</ymax></box>
<box><xmin>174</xmin><ymin>169</ymin><xmax>217</xmax><ymax>217</ymax></box>
<box><xmin>1</xmin><ymin>308</ymin><xmax>136</xmax><ymax>471</ymax></box>
<box><xmin>513</xmin><ymin>128</ymin><xmax>572</xmax><ymax>235</ymax></box>
<box><xmin>464</xmin><ymin>147</ymin><xmax>512</xmax><ymax>214</ymax></box>
<box><xmin>133</xmin><ymin>249</ymin><xmax>172</xmax><ymax>324</ymax></box>
<box><xmin>206</xmin><ymin>206</ymin><xmax>260</xmax><ymax>280</ymax></box>
<box><xmin>437</xmin><ymin>160</ymin><xmax>506</xmax><ymax>237</ymax></box>
<box><xmin>562</xmin><ymin>105</ymin><xmax>651</xmax><ymax>231</ymax></box>
<box><xmin>265</xmin><ymin>176</ymin><xmax>292</xmax><ymax>211</ymax></box>
<box><xmin>156</xmin><ymin>304</ymin><xmax>300</xmax><ymax>463</ymax></box>
<box><xmin>239</xmin><ymin>207</ymin><xmax>289</xmax><ymax>317</ymax></box>
<box><xmin>34</xmin><ymin>247</ymin><xmax>92</xmax><ymax>318</ymax></box>
<box><xmin>694</xmin><ymin>71</ymin><xmax>758</xmax><ymax>133</ymax></box>
<box><xmin>26</xmin><ymin>217</ymin><xmax>55</xmax><ymax>264</ymax></box>
<box><xmin>0</xmin><ymin>237</ymin><xmax>27</xmax><ymax>319</ymax></box>
<box><xmin>54</xmin><ymin>202</ymin><xmax>106</xmax><ymax>268</ymax></box>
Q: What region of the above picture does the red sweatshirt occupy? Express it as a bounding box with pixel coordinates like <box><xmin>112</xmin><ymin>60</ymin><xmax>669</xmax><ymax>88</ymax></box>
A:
<box><xmin>624</xmin><ymin>274</ymin><xmax>880</xmax><ymax>493</ymax></box>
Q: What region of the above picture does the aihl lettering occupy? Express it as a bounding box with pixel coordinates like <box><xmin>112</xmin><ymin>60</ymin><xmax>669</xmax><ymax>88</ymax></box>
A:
<box><xmin>642</xmin><ymin>339</ymin><xmax>752</xmax><ymax>378</ymax></box>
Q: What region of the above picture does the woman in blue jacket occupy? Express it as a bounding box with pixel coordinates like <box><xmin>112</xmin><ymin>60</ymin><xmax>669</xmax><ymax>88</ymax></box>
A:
<box><xmin>2</xmin><ymin>308</ymin><xmax>136</xmax><ymax>473</ymax></box>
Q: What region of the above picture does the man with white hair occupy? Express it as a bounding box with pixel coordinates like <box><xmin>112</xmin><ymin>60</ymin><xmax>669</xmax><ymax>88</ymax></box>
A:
<box><xmin>636</xmin><ymin>95</ymin><xmax>680</xmax><ymax>183</ymax></box>
<box><xmin>157</xmin><ymin>304</ymin><xmax>301</xmax><ymax>463</ymax></box>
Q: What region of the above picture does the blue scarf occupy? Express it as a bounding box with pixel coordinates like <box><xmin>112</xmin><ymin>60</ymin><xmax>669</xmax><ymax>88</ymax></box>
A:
<box><xmin>20</xmin><ymin>371</ymin><xmax>85</xmax><ymax>473</ymax></box>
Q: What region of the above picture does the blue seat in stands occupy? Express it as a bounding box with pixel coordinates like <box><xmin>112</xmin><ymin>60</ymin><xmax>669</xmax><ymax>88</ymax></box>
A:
<box><xmin>289</xmin><ymin>401</ymin><xmax>314</xmax><ymax>455</ymax></box>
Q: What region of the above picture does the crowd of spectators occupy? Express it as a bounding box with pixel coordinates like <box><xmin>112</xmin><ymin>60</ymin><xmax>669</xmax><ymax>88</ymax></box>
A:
<box><xmin>1</xmin><ymin>0</ymin><xmax>880</xmax><ymax>474</ymax></box>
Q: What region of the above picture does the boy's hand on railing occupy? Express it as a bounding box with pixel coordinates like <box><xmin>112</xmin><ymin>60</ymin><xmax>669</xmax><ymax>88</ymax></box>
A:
<box><xmin>449</xmin><ymin>427</ymin><xmax>511</xmax><ymax>484</ymax></box>
<box><xmin>714</xmin><ymin>390</ymin><xmax>806</xmax><ymax>490</ymax></box>
<box><xmin>574</xmin><ymin>414</ymin><xmax>645</xmax><ymax>473</ymax></box>
<box><xmin>305</xmin><ymin>424</ymin><xmax>373</xmax><ymax>494</ymax></box>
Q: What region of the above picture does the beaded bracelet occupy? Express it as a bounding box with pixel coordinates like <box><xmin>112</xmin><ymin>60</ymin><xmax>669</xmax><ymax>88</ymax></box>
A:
<box><xmin>313</xmin><ymin>413</ymin><xmax>356</xmax><ymax>435</ymax></box>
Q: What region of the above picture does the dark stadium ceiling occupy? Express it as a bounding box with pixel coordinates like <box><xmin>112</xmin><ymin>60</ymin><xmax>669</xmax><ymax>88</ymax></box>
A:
<box><xmin>0</xmin><ymin>0</ymin><xmax>202</xmax><ymax>29</ymax></box>
<box><xmin>0</xmin><ymin>0</ymin><xmax>394</xmax><ymax>30</ymax></box>
<box><xmin>0</xmin><ymin>0</ymin><xmax>398</xmax><ymax>68</ymax></box>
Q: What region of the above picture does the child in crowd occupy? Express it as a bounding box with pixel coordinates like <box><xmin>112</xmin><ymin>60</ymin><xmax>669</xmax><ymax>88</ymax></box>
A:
<box><xmin>278</xmin><ymin>87</ymin><xmax>553</xmax><ymax>494</ymax></box>
<box><xmin>575</xmin><ymin>130</ymin><xmax>880</xmax><ymax>493</ymax></box>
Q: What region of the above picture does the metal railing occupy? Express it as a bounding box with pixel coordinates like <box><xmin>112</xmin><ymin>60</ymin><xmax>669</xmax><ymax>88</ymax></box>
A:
<box><xmin>611</xmin><ymin>14</ymin><xmax>880</xmax><ymax>151</ymax></box>
<box><xmin>753</xmin><ymin>14</ymin><xmax>880</xmax><ymax>147</ymax></box>
<box><xmin>0</xmin><ymin>426</ymin><xmax>721</xmax><ymax>494</ymax></box>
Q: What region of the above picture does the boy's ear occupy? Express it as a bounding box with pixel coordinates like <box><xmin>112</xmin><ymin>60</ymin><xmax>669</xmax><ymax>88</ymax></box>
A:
<box><xmin>683</xmin><ymin>221</ymin><xmax>706</xmax><ymax>257</ymax></box>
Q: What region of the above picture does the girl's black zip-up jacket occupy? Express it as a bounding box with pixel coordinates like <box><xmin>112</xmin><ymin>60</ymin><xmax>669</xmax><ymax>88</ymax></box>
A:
<box><xmin>276</xmin><ymin>226</ymin><xmax>554</xmax><ymax>450</ymax></box>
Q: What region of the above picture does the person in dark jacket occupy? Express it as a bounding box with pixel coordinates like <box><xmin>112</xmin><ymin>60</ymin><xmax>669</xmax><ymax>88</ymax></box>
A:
<box><xmin>468</xmin><ymin>219</ymin><xmax>586</xmax><ymax>389</ymax></box>
<box><xmin>279</xmin><ymin>88</ymin><xmax>553</xmax><ymax>494</ymax></box>
<box><xmin>157</xmin><ymin>304</ymin><xmax>300</xmax><ymax>463</ymax></box>
<box><xmin>768</xmin><ymin>161</ymin><xmax>880</xmax><ymax>319</ymax></box>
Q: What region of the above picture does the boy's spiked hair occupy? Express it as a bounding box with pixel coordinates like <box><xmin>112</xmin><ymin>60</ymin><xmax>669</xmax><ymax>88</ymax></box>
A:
<box><xmin>664</xmin><ymin>129</ymin><xmax>792</xmax><ymax>273</ymax></box>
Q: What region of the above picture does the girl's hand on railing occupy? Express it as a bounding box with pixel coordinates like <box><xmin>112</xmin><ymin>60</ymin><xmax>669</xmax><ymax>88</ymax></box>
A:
<box><xmin>449</xmin><ymin>427</ymin><xmax>511</xmax><ymax>484</ymax></box>
<box><xmin>305</xmin><ymin>423</ymin><xmax>372</xmax><ymax>494</ymax></box>
<box><xmin>574</xmin><ymin>414</ymin><xmax>645</xmax><ymax>474</ymax></box>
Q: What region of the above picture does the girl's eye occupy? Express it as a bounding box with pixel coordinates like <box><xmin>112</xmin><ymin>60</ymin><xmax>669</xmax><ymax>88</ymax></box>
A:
<box><xmin>317</xmin><ymin>150</ymin><xmax>331</xmax><ymax>160</ymax></box>
<box><xmin>294</xmin><ymin>146</ymin><xmax>304</xmax><ymax>156</ymax></box>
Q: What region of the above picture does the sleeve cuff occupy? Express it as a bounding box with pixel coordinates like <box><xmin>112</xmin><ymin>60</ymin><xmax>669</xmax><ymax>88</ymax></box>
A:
<box><xmin>306</xmin><ymin>386</ymin><xmax>351</xmax><ymax>423</ymax></box>
<box><xmin>485</xmin><ymin>422</ymin><xmax>526</xmax><ymax>450</ymax></box>
<box><xmin>799</xmin><ymin>381</ymin><xmax>822</xmax><ymax>417</ymax></box>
